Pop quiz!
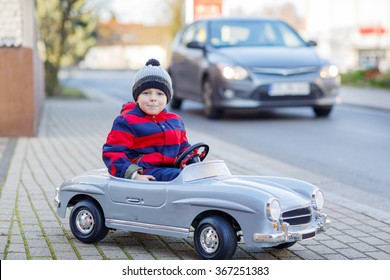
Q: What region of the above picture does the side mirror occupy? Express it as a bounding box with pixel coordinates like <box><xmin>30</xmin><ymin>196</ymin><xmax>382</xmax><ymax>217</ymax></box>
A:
<box><xmin>186</xmin><ymin>41</ymin><xmax>205</xmax><ymax>50</ymax></box>
<box><xmin>306</xmin><ymin>40</ymin><xmax>317</xmax><ymax>47</ymax></box>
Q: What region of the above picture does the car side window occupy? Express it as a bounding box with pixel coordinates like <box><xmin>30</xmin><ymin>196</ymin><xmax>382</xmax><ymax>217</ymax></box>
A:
<box><xmin>194</xmin><ymin>23</ymin><xmax>207</xmax><ymax>43</ymax></box>
<box><xmin>180</xmin><ymin>22</ymin><xmax>207</xmax><ymax>46</ymax></box>
<box><xmin>181</xmin><ymin>24</ymin><xmax>197</xmax><ymax>46</ymax></box>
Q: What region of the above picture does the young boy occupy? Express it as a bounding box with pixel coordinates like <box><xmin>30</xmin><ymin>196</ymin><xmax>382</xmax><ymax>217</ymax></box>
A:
<box><xmin>102</xmin><ymin>58</ymin><xmax>191</xmax><ymax>181</ymax></box>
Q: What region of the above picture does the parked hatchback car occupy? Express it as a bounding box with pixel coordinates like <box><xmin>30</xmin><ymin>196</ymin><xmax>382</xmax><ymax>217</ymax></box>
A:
<box><xmin>168</xmin><ymin>17</ymin><xmax>340</xmax><ymax>119</ymax></box>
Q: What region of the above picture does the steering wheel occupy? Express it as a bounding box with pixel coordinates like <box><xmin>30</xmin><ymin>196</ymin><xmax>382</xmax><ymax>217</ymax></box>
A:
<box><xmin>174</xmin><ymin>143</ymin><xmax>209</xmax><ymax>169</ymax></box>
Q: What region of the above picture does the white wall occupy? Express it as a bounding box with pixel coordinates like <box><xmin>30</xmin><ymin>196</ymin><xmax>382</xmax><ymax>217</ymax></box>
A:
<box><xmin>81</xmin><ymin>45</ymin><xmax>168</xmax><ymax>70</ymax></box>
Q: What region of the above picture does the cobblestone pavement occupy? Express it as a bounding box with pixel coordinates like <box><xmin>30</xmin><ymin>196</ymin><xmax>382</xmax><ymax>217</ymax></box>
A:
<box><xmin>0</xmin><ymin>98</ymin><xmax>390</xmax><ymax>260</ymax></box>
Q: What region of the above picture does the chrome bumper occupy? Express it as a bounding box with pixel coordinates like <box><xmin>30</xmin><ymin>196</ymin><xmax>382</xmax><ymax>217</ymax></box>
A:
<box><xmin>54</xmin><ymin>187</ymin><xmax>60</xmax><ymax>208</ymax></box>
<box><xmin>253</xmin><ymin>214</ymin><xmax>331</xmax><ymax>243</ymax></box>
<box><xmin>54</xmin><ymin>197</ymin><xmax>60</xmax><ymax>208</ymax></box>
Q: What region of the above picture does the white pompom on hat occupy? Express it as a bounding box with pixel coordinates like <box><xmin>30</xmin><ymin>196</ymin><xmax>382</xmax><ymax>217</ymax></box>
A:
<box><xmin>132</xmin><ymin>58</ymin><xmax>173</xmax><ymax>103</ymax></box>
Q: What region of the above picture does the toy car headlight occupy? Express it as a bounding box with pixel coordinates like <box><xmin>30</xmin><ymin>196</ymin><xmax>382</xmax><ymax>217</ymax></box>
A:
<box><xmin>311</xmin><ymin>189</ymin><xmax>324</xmax><ymax>210</ymax></box>
<box><xmin>266</xmin><ymin>198</ymin><xmax>281</xmax><ymax>222</ymax></box>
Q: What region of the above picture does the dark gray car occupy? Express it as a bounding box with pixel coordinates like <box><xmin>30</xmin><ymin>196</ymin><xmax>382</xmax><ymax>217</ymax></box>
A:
<box><xmin>168</xmin><ymin>17</ymin><xmax>340</xmax><ymax>119</ymax></box>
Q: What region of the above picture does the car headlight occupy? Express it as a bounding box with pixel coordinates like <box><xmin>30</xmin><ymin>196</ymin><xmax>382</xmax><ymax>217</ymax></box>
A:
<box><xmin>217</xmin><ymin>63</ymin><xmax>249</xmax><ymax>80</ymax></box>
<box><xmin>266</xmin><ymin>198</ymin><xmax>281</xmax><ymax>222</ymax></box>
<box><xmin>311</xmin><ymin>189</ymin><xmax>324</xmax><ymax>210</ymax></box>
<box><xmin>320</xmin><ymin>64</ymin><xmax>339</xmax><ymax>78</ymax></box>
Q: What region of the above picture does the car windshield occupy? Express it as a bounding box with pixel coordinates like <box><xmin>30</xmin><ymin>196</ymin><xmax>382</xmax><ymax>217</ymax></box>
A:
<box><xmin>209</xmin><ymin>20</ymin><xmax>306</xmax><ymax>48</ymax></box>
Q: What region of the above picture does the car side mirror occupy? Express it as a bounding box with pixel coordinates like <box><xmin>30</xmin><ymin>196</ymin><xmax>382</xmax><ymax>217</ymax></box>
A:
<box><xmin>306</xmin><ymin>40</ymin><xmax>317</xmax><ymax>47</ymax></box>
<box><xmin>186</xmin><ymin>41</ymin><xmax>205</xmax><ymax>50</ymax></box>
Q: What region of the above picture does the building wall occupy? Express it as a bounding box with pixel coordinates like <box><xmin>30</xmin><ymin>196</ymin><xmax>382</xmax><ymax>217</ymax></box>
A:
<box><xmin>0</xmin><ymin>0</ymin><xmax>44</xmax><ymax>136</ymax></box>
<box><xmin>82</xmin><ymin>22</ymin><xmax>172</xmax><ymax>69</ymax></box>
<box><xmin>82</xmin><ymin>45</ymin><xmax>168</xmax><ymax>69</ymax></box>
<box><xmin>299</xmin><ymin>0</ymin><xmax>390</xmax><ymax>71</ymax></box>
<box><xmin>0</xmin><ymin>48</ymin><xmax>34</xmax><ymax>136</ymax></box>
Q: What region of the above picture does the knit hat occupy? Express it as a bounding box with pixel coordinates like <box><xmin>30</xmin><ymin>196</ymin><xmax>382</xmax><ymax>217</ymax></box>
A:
<box><xmin>132</xmin><ymin>58</ymin><xmax>173</xmax><ymax>103</ymax></box>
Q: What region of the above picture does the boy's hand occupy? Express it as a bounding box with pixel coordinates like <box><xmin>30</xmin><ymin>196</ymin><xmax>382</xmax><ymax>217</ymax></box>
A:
<box><xmin>134</xmin><ymin>173</ymin><xmax>156</xmax><ymax>181</ymax></box>
<box><xmin>176</xmin><ymin>148</ymin><xmax>199</xmax><ymax>169</ymax></box>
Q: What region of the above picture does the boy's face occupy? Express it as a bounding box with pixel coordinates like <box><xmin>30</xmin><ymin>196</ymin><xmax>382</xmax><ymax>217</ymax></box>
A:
<box><xmin>137</xmin><ymin>88</ymin><xmax>167</xmax><ymax>115</ymax></box>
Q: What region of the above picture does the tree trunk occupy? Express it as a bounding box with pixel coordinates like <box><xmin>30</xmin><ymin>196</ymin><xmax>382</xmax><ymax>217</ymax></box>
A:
<box><xmin>45</xmin><ymin>61</ymin><xmax>61</xmax><ymax>96</ymax></box>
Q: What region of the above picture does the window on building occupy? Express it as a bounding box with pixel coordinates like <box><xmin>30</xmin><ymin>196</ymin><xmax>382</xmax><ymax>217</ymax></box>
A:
<box><xmin>358</xmin><ymin>49</ymin><xmax>386</xmax><ymax>70</ymax></box>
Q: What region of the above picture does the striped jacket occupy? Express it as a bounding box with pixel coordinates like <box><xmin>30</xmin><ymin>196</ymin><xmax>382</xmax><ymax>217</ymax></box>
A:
<box><xmin>102</xmin><ymin>102</ymin><xmax>190</xmax><ymax>178</ymax></box>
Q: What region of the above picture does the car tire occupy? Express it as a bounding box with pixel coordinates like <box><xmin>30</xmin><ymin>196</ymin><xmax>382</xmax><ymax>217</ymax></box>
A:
<box><xmin>170</xmin><ymin>96</ymin><xmax>183</xmax><ymax>110</ymax></box>
<box><xmin>203</xmin><ymin>78</ymin><xmax>223</xmax><ymax>119</ymax></box>
<box><xmin>271</xmin><ymin>241</ymin><xmax>297</xmax><ymax>249</ymax></box>
<box><xmin>194</xmin><ymin>215</ymin><xmax>237</xmax><ymax>260</ymax></box>
<box><xmin>313</xmin><ymin>106</ymin><xmax>332</xmax><ymax>117</ymax></box>
<box><xmin>69</xmin><ymin>200</ymin><xmax>109</xmax><ymax>243</ymax></box>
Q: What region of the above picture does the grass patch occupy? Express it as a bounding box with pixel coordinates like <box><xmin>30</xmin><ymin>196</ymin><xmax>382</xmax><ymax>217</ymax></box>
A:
<box><xmin>341</xmin><ymin>70</ymin><xmax>390</xmax><ymax>89</ymax></box>
<box><xmin>61</xmin><ymin>86</ymin><xmax>87</xmax><ymax>99</ymax></box>
<box><xmin>50</xmin><ymin>86</ymin><xmax>87</xmax><ymax>99</ymax></box>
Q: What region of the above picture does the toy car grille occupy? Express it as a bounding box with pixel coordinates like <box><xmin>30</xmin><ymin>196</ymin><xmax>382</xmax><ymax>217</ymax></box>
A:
<box><xmin>281</xmin><ymin>206</ymin><xmax>312</xmax><ymax>225</ymax></box>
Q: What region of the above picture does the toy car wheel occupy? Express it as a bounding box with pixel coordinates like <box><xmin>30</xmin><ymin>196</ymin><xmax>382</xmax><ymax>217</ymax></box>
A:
<box><xmin>271</xmin><ymin>241</ymin><xmax>297</xmax><ymax>249</ymax></box>
<box><xmin>194</xmin><ymin>216</ymin><xmax>237</xmax><ymax>260</ymax></box>
<box><xmin>69</xmin><ymin>200</ymin><xmax>109</xmax><ymax>243</ymax></box>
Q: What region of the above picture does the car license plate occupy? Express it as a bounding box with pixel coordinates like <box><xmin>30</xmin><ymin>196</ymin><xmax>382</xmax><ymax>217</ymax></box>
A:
<box><xmin>269</xmin><ymin>82</ymin><xmax>310</xmax><ymax>96</ymax></box>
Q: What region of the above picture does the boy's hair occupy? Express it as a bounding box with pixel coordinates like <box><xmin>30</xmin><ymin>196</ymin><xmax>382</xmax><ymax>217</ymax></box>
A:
<box><xmin>132</xmin><ymin>58</ymin><xmax>173</xmax><ymax>103</ymax></box>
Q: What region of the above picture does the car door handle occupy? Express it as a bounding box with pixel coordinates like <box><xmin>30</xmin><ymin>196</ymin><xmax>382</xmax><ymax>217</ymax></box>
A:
<box><xmin>126</xmin><ymin>197</ymin><xmax>142</xmax><ymax>204</ymax></box>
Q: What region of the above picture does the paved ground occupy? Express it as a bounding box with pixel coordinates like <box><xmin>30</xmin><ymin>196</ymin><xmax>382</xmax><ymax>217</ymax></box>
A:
<box><xmin>1</xmin><ymin>88</ymin><xmax>390</xmax><ymax>260</ymax></box>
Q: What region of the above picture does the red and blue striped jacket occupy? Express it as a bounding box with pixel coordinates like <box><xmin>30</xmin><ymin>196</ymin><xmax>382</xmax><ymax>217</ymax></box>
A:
<box><xmin>102</xmin><ymin>102</ymin><xmax>190</xmax><ymax>178</ymax></box>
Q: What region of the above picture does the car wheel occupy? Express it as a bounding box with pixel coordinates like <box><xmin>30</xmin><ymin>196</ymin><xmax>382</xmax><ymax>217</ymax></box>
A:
<box><xmin>194</xmin><ymin>216</ymin><xmax>237</xmax><ymax>260</ymax></box>
<box><xmin>69</xmin><ymin>200</ymin><xmax>109</xmax><ymax>243</ymax></box>
<box><xmin>203</xmin><ymin>78</ymin><xmax>223</xmax><ymax>119</ymax></box>
<box><xmin>271</xmin><ymin>241</ymin><xmax>297</xmax><ymax>249</ymax></box>
<box><xmin>170</xmin><ymin>96</ymin><xmax>183</xmax><ymax>110</ymax></box>
<box><xmin>313</xmin><ymin>106</ymin><xmax>332</xmax><ymax>117</ymax></box>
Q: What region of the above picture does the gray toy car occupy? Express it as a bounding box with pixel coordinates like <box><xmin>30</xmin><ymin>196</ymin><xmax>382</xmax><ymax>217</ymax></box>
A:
<box><xmin>54</xmin><ymin>143</ymin><xmax>330</xmax><ymax>260</ymax></box>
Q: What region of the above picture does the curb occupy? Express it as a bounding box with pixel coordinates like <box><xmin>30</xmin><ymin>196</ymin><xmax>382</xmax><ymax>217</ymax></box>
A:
<box><xmin>0</xmin><ymin>138</ymin><xmax>17</xmax><ymax>194</ymax></box>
